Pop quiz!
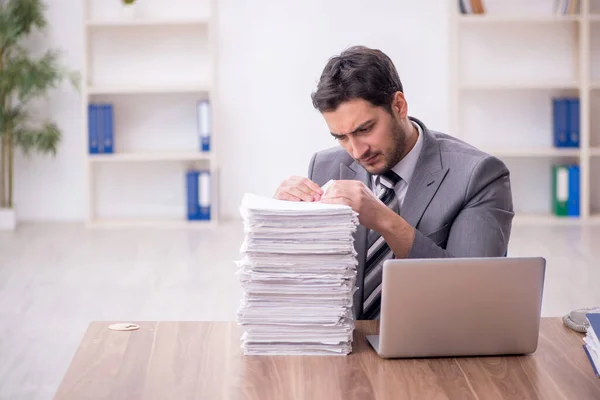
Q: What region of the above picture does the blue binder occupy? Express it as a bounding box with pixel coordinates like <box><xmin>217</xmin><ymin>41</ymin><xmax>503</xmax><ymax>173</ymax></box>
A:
<box><xmin>567</xmin><ymin>164</ymin><xmax>580</xmax><ymax>216</ymax></box>
<box><xmin>97</xmin><ymin>103</ymin><xmax>105</xmax><ymax>153</ymax></box>
<box><xmin>88</xmin><ymin>104</ymin><xmax>99</xmax><ymax>154</ymax></box>
<box><xmin>186</xmin><ymin>170</ymin><xmax>200</xmax><ymax>220</ymax></box>
<box><xmin>567</xmin><ymin>98</ymin><xmax>580</xmax><ymax>148</ymax></box>
<box><xmin>102</xmin><ymin>104</ymin><xmax>114</xmax><ymax>154</ymax></box>
<box><xmin>186</xmin><ymin>170</ymin><xmax>211</xmax><ymax>221</ymax></box>
<box><xmin>553</xmin><ymin>98</ymin><xmax>569</xmax><ymax>148</ymax></box>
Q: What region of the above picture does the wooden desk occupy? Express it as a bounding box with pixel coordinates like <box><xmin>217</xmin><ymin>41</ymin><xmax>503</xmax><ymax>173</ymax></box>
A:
<box><xmin>54</xmin><ymin>318</ymin><xmax>600</xmax><ymax>399</ymax></box>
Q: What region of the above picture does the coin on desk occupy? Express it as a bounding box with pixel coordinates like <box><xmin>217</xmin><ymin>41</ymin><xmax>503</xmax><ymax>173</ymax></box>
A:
<box><xmin>108</xmin><ymin>323</ymin><xmax>140</xmax><ymax>331</ymax></box>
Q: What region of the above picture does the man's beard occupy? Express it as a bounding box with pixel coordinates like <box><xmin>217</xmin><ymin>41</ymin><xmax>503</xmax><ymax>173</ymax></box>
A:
<box><xmin>360</xmin><ymin>119</ymin><xmax>406</xmax><ymax>175</ymax></box>
<box><xmin>384</xmin><ymin>118</ymin><xmax>407</xmax><ymax>172</ymax></box>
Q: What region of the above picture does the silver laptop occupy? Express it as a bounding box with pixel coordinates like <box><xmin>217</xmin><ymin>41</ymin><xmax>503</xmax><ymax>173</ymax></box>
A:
<box><xmin>366</xmin><ymin>257</ymin><xmax>546</xmax><ymax>358</ymax></box>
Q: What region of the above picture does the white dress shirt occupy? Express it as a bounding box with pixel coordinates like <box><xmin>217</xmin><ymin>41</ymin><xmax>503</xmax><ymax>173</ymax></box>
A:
<box><xmin>371</xmin><ymin>120</ymin><xmax>424</xmax><ymax>209</ymax></box>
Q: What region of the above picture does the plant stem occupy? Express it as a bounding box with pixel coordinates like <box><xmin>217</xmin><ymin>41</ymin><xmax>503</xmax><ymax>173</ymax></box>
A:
<box><xmin>0</xmin><ymin>46</ymin><xmax>4</xmax><ymax>208</ymax></box>
<box><xmin>7</xmin><ymin>132</ymin><xmax>12</xmax><ymax>208</ymax></box>
<box><xmin>0</xmin><ymin>137</ymin><xmax>5</xmax><ymax>208</ymax></box>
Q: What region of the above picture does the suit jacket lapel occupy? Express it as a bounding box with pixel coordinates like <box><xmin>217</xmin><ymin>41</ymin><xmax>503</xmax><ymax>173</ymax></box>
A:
<box><xmin>340</xmin><ymin>161</ymin><xmax>370</xmax><ymax>319</ymax></box>
<box><xmin>401</xmin><ymin>118</ymin><xmax>449</xmax><ymax>228</ymax></box>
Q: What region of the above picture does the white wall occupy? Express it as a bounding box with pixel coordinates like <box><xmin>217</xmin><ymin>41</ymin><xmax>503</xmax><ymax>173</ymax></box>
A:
<box><xmin>14</xmin><ymin>0</ymin><xmax>451</xmax><ymax>221</ymax></box>
<box><xmin>14</xmin><ymin>0</ymin><xmax>86</xmax><ymax>220</ymax></box>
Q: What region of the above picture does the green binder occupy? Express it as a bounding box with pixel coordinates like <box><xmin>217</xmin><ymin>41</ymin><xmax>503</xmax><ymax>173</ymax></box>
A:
<box><xmin>552</xmin><ymin>165</ymin><xmax>569</xmax><ymax>216</ymax></box>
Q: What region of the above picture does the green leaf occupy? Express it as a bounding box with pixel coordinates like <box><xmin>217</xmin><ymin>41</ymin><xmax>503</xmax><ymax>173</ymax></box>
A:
<box><xmin>0</xmin><ymin>0</ymin><xmax>47</xmax><ymax>49</ymax></box>
<box><xmin>15</xmin><ymin>50</ymin><xmax>64</xmax><ymax>102</ymax></box>
<box><xmin>0</xmin><ymin>106</ymin><xmax>29</xmax><ymax>135</ymax></box>
<box><xmin>12</xmin><ymin>121</ymin><xmax>61</xmax><ymax>157</ymax></box>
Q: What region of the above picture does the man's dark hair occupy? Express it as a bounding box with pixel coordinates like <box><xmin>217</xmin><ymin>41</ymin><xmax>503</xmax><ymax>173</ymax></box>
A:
<box><xmin>311</xmin><ymin>45</ymin><xmax>403</xmax><ymax>113</ymax></box>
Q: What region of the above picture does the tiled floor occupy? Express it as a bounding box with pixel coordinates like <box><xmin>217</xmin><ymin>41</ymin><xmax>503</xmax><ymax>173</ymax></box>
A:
<box><xmin>0</xmin><ymin>221</ymin><xmax>599</xmax><ymax>399</ymax></box>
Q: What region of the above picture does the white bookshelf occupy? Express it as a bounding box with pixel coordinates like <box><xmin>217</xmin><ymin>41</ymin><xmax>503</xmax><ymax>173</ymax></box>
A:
<box><xmin>450</xmin><ymin>0</ymin><xmax>600</xmax><ymax>226</ymax></box>
<box><xmin>457</xmin><ymin>14</ymin><xmax>581</xmax><ymax>24</ymax></box>
<box><xmin>87</xmin><ymin>85</ymin><xmax>211</xmax><ymax>95</ymax></box>
<box><xmin>89</xmin><ymin>151</ymin><xmax>214</xmax><ymax>163</ymax></box>
<box><xmin>459</xmin><ymin>81</ymin><xmax>579</xmax><ymax>90</ymax></box>
<box><xmin>82</xmin><ymin>0</ymin><xmax>219</xmax><ymax>229</ymax></box>
<box><xmin>484</xmin><ymin>148</ymin><xmax>581</xmax><ymax>158</ymax></box>
<box><xmin>88</xmin><ymin>218</ymin><xmax>217</xmax><ymax>230</ymax></box>
<box><xmin>86</xmin><ymin>17</ymin><xmax>209</xmax><ymax>28</ymax></box>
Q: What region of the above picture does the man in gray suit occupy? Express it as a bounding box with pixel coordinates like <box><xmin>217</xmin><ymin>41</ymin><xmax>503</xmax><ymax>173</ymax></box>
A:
<box><xmin>274</xmin><ymin>46</ymin><xmax>514</xmax><ymax>320</ymax></box>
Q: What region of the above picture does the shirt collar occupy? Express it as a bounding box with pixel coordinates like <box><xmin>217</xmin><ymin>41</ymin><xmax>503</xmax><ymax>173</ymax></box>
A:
<box><xmin>373</xmin><ymin>120</ymin><xmax>424</xmax><ymax>187</ymax></box>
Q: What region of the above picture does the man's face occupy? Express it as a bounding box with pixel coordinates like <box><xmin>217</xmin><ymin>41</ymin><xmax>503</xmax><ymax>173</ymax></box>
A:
<box><xmin>323</xmin><ymin>99</ymin><xmax>407</xmax><ymax>175</ymax></box>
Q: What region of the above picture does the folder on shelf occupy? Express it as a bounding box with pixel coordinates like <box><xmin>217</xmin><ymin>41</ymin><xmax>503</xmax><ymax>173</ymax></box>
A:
<box><xmin>186</xmin><ymin>171</ymin><xmax>200</xmax><ymax>220</ymax></box>
<box><xmin>88</xmin><ymin>103</ymin><xmax>114</xmax><ymax>154</ymax></box>
<box><xmin>552</xmin><ymin>165</ymin><xmax>569</xmax><ymax>216</ymax></box>
<box><xmin>198</xmin><ymin>170</ymin><xmax>211</xmax><ymax>220</ymax></box>
<box><xmin>567</xmin><ymin>164</ymin><xmax>580</xmax><ymax>217</ymax></box>
<box><xmin>553</xmin><ymin>98</ymin><xmax>569</xmax><ymax>148</ymax></box>
<box><xmin>88</xmin><ymin>104</ymin><xmax>99</xmax><ymax>154</ymax></box>
<box><xmin>553</xmin><ymin>97</ymin><xmax>579</xmax><ymax>148</ymax></box>
<box><xmin>568</xmin><ymin>98</ymin><xmax>580</xmax><ymax>148</ymax></box>
<box><xmin>197</xmin><ymin>100</ymin><xmax>211</xmax><ymax>152</ymax></box>
<box><xmin>101</xmin><ymin>104</ymin><xmax>114</xmax><ymax>154</ymax></box>
<box><xmin>186</xmin><ymin>170</ymin><xmax>211</xmax><ymax>221</ymax></box>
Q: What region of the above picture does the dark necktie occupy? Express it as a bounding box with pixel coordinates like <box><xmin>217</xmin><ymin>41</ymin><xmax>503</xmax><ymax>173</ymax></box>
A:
<box><xmin>362</xmin><ymin>170</ymin><xmax>401</xmax><ymax>320</ymax></box>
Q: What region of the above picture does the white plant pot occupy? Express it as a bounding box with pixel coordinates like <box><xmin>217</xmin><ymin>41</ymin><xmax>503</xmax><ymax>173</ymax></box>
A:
<box><xmin>0</xmin><ymin>207</ymin><xmax>16</xmax><ymax>231</ymax></box>
<box><xmin>122</xmin><ymin>3</ymin><xmax>137</xmax><ymax>18</ymax></box>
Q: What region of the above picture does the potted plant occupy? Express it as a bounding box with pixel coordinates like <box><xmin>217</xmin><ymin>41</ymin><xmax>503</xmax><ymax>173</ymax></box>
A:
<box><xmin>0</xmin><ymin>0</ymin><xmax>79</xmax><ymax>231</ymax></box>
<box><xmin>122</xmin><ymin>0</ymin><xmax>137</xmax><ymax>18</ymax></box>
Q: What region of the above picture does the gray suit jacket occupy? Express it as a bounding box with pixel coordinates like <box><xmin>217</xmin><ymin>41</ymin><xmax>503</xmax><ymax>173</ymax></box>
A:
<box><xmin>308</xmin><ymin>116</ymin><xmax>514</xmax><ymax>319</ymax></box>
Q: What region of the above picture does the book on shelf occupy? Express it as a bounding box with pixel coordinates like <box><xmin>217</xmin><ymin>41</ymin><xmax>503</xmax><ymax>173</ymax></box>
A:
<box><xmin>553</xmin><ymin>97</ymin><xmax>579</xmax><ymax>148</ymax></box>
<box><xmin>88</xmin><ymin>103</ymin><xmax>114</xmax><ymax>154</ymax></box>
<box><xmin>583</xmin><ymin>313</ymin><xmax>600</xmax><ymax>378</ymax></box>
<box><xmin>186</xmin><ymin>169</ymin><xmax>211</xmax><ymax>221</ymax></box>
<box><xmin>459</xmin><ymin>0</ymin><xmax>485</xmax><ymax>14</ymax></box>
<box><xmin>552</xmin><ymin>164</ymin><xmax>580</xmax><ymax>217</ymax></box>
<box><xmin>554</xmin><ymin>0</ymin><xmax>579</xmax><ymax>15</ymax></box>
<box><xmin>458</xmin><ymin>0</ymin><xmax>579</xmax><ymax>15</ymax></box>
<box><xmin>197</xmin><ymin>100</ymin><xmax>211</xmax><ymax>152</ymax></box>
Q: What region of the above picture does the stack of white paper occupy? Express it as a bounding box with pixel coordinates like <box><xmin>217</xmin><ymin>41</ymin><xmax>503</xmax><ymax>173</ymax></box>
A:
<box><xmin>584</xmin><ymin>313</ymin><xmax>600</xmax><ymax>378</ymax></box>
<box><xmin>236</xmin><ymin>192</ymin><xmax>359</xmax><ymax>356</ymax></box>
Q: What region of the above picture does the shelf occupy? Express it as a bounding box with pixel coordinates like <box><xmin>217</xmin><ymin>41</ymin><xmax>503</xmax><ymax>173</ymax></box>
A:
<box><xmin>460</xmin><ymin>81</ymin><xmax>579</xmax><ymax>90</ymax></box>
<box><xmin>458</xmin><ymin>15</ymin><xmax>580</xmax><ymax>24</ymax></box>
<box><xmin>487</xmin><ymin>148</ymin><xmax>581</xmax><ymax>158</ymax></box>
<box><xmin>86</xmin><ymin>18</ymin><xmax>209</xmax><ymax>28</ymax></box>
<box><xmin>591</xmin><ymin>148</ymin><xmax>600</xmax><ymax>157</ymax></box>
<box><xmin>87</xmin><ymin>85</ymin><xmax>211</xmax><ymax>95</ymax></box>
<box><xmin>88</xmin><ymin>152</ymin><xmax>212</xmax><ymax>163</ymax></box>
<box><xmin>513</xmin><ymin>214</ymin><xmax>600</xmax><ymax>226</ymax></box>
<box><xmin>590</xmin><ymin>15</ymin><xmax>600</xmax><ymax>22</ymax></box>
<box><xmin>86</xmin><ymin>218</ymin><xmax>216</xmax><ymax>230</ymax></box>
<box><xmin>512</xmin><ymin>213</ymin><xmax>583</xmax><ymax>226</ymax></box>
<box><xmin>591</xmin><ymin>82</ymin><xmax>600</xmax><ymax>90</ymax></box>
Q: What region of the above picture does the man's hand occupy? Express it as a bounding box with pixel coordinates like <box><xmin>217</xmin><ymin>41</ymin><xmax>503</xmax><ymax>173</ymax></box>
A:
<box><xmin>321</xmin><ymin>180</ymin><xmax>416</xmax><ymax>258</ymax></box>
<box><xmin>274</xmin><ymin>176</ymin><xmax>324</xmax><ymax>202</ymax></box>
<box><xmin>320</xmin><ymin>180</ymin><xmax>392</xmax><ymax>230</ymax></box>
